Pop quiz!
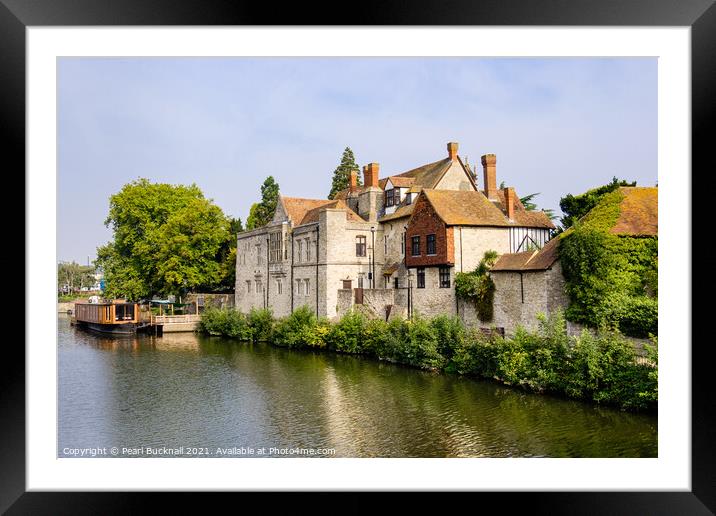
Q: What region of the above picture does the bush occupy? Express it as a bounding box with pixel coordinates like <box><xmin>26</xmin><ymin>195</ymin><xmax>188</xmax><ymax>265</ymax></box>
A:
<box><xmin>429</xmin><ymin>314</ymin><xmax>466</xmax><ymax>360</ymax></box>
<box><xmin>198</xmin><ymin>307</ymin><xmax>252</xmax><ymax>340</ymax></box>
<box><xmin>248</xmin><ymin>308</ymin><xmax>274</xmax><ymax>342</ymax></box>
<box><xmin>382</xmin><ymin>315</ymin><xmax>444</xmax><ymax>370</ymax></box>
<box><xmin>273</xmin><ymin>305</ymin><xmax>329</xmax><ymax>349</ymax></box>
<box><xmin>326</xmin><ymin>310</ymin><xmax>367</xmax><ymax>353</ymax></box>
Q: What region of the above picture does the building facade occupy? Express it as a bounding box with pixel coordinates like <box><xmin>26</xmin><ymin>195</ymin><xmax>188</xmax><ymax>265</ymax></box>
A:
<box><xmin>235</xmin><ymin>142</ymin><xmax>555</xmax><ymax>326</ymax></box>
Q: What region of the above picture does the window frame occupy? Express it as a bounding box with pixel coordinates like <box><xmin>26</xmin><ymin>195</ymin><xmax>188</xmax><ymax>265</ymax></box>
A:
<box><xmin>439</xmin><ymin>266</ymin><xmax>451</xmax><ymax>288</ymax></box>
<box><xmin>411</xmin><ymin>235</ymin><xmax>421</xmax><ymax>256</ymax></box>
<box><xmin>356</xmin><ymin>235</ymin><xmax>367</xmax><ymax>257</ymax></box>
<box><xmin>417</xmin><ymin>267</ymin><xmax>425</xmax><ymax>288</ymax></box>
<box><xmin>426</xmin><ymin>234</ymin><xmax>436</xmax><ymax>255</ymax></box>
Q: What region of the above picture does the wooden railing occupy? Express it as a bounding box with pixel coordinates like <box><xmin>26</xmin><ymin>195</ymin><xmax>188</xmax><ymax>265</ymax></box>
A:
<box><xmin>150</xmin><ymin>314</ymin><xmax>201</xmax><ymax>325</ymax></box>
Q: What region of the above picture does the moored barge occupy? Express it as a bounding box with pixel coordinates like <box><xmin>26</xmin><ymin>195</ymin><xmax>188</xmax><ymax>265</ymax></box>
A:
<box><xmin>73</xmin><ymin>301</ymin><xmax>141</xmax><ymax>335</ymax></box>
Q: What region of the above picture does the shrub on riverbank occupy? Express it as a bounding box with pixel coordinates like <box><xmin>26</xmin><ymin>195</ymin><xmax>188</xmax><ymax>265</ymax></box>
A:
<box><xmin>198</xmin><ymin>307</ymin><xmax>657</xmax><ymax>411</ymax></box>
<box><xmin>198</xmin><ymin>307</ymin><xmax>252</xmax><ymax>340</ymax></box>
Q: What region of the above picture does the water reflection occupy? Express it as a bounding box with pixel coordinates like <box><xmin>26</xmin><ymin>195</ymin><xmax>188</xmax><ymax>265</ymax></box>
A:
<box><xmin>58</xmin><ymin>315</ymin><xmax>657</xmax><ymax>458</ymax></box>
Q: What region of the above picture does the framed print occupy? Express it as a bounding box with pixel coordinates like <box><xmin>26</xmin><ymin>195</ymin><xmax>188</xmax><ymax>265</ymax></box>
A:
<box><xmin>4</xmin><ymin>0</ymin><xmax>715</xmax><ymax>513</ymax></box>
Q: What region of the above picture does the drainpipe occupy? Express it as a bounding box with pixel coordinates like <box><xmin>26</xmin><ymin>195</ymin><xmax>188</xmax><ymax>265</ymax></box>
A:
<box><xmin>371</xmin><ymin>226</ymin><xmax>376</xmax><ymax>289</ymax></box>
<box><xmin>266</xmin><ymin>237</ymin><xmax>270</xmax><ymax>310</ymax></box>
<box><xmin>315</xmin><ymin>225</ymin><xmax>319</xmax><ymax>317</ymax></box>
<box><xmin>290</xmin><ymin>232</ymin><xmax>294</xmax><ymax>313</ymax></box>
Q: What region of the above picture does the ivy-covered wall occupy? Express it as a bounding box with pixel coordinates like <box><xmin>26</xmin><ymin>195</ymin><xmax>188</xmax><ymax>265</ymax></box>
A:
<box><xmin>558</xmin><ymin>189</ymin><xmax>658</xmax><ymax>338</ymax></box>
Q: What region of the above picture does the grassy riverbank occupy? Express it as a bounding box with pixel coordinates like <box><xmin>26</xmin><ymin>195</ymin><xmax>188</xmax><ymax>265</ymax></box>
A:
<box><xmin>198</xmin><ymin>306</ymin><xmax>657</xmax><ymax>411</ymax></box>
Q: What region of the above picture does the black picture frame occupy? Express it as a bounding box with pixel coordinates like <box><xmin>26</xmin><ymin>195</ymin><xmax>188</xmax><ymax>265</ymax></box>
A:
<box><xmin>4</xmin><ymin>0</ymin><xmax>714</xmax><ymax>513</ymax></box>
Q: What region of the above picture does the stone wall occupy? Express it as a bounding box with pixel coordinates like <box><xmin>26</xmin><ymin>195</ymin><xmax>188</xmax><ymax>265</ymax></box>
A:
<box><xmin>185</xmin><ymin>293</ymin><xmax>235</xmax><ymax>311</ymax></box>
<box><xmin>490</xmin><ymin>262</ymin><xmax>568</xmax><ymax>335</ymax></box>
<box><xmin>434</xmin><ymin>160</ymin><xmax>474</xmax><ymax>191</ymax></box>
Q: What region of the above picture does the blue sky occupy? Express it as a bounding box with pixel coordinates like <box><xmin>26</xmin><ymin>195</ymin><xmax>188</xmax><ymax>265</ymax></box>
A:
<box><xmin>58</xmin><ymin>57</ymin><xmax>657</xmax><ymax>264</ymax></box>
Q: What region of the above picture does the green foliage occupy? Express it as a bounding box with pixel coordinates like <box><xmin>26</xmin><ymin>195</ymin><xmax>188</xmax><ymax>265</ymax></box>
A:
<box><xmin>519</xmin><ymin>192</ymin><xmax>556</xmax><ymax>220</ymax></box>
<box><xmin>325</xmin><ymin>310</ymin><xmax>367</xmax><ymax>353</ymax></box>
<box><xmin>328</xmin><ymin>147</ymin><xmax>361</xmax><ymax>200</ymax></box>
<box><xmin>95</xmin><ymin>179</ymin><xmax>235</xmax><ymax>300</ymax></box>
<box><xmin>248</xmin><ymin>308</ymin><xmax>274</xmax><ymax>342</ymax></box>
<box><xmin>455</xmin><ymin>250</ymin><xmax>499</xmax><ymax>321</ymax></box>
<box><xmin>57</xmin><ymin>261</ymin><xmax>96</xmax><ymax>292</ymax></box>
<box><xmin>273</xmin><ymin>305</ymin><xmax>330</xmax><ymax>349</ymax></box>
<box><xmin>558</xmin><ymin>176</ymin><xmax>636</xmax><ymax>231</ymax></box>
<box><xmin>198</xmin><ymin>308</ymin><xmax>252</xmax><ymax>339</ymax></box>
<box><xmin>245</xmin><ymin>176</ymin><xmax>281</xmax><ymax>230</ymax></box>
<box><xmin>559</xmin><ymin>190</ymin><xmax>658</xmax><ymax>338</ymax></box>
<box><xmin>196</xmin><ymin>307</ymin><xmax>656</xmax><ymax>411</ymax></box>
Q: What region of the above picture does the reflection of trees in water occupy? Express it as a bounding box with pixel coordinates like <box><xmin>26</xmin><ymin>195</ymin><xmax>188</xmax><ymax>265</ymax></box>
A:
<box><xmin>60</xmin><ymin>316</ymin><xmax>658</xmax><ymax>458</ymax></box>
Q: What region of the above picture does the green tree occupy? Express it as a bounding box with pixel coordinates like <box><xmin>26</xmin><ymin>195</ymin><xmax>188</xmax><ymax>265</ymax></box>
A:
<box><xmin>95</xmin><ymin>179</ymin><xmax>235</xmax><ymax>300</ymax></box>
<box><xmin>57</xmin><ymin>261</ymin><xmax>96</xmax><ymax>293</ymax></box>
<box><xmin>519</xmin><ymin>192</ymin><xmax>556</xmax><ymax>220</ymax></box>
<box><xmin>558</xmin><ymin>177</ymin><xmax>636</xmax><ymax>231</ymax></box>
<box><xmin>328</xmin><ymin>147</ymin><xmax>361</xmax><ymax>199</ymax></box>
<box><xmin>246</xmin><ymin>176</ymin><xmax>280</xmax><ymax>230</ymax></box>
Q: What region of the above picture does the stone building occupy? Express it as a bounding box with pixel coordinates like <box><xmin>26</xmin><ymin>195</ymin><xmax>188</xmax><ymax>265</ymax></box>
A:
<box><xmin>489</xmin><ymin>186</ymin><xmax>658</xmax><ymax>335</ymax></box>
<box><xmin>235</xmin><ymin>142</ymin><xmax>555</xmax><ymax>323</ymax></box>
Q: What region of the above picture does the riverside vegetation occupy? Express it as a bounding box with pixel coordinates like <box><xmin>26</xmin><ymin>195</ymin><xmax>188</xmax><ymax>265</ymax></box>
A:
<box><xmin>199</xmin><ymin>306</ymin><xmax>657</xmax><ymax>411</ymax></box>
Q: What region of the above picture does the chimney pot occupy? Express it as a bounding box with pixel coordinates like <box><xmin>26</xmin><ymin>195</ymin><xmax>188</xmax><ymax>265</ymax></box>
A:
<box><xmin>481</xmin><ymin>154</ymin><xmax>497</xmax><ymax>199</ymax></box>
<box><xmin>349</xmin><ymin>169</ymin><xmax>357</xmax><ymax>192</ymax></box>
<box><xmin>447</xmin><ymin>142</ymin><xmax>459</xmax><ymax>161</ymax></box>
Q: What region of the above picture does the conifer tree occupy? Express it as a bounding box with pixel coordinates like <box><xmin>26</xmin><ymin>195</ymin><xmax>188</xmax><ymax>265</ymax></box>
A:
<box><xmin>328</xmin><ymin>147</ymin><xmax>361</xmax><ymax>199</ymax></box>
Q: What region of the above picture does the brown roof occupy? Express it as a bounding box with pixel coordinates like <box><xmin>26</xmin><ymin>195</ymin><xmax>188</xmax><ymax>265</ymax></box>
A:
<box><xmin>491</xmin><ymin>237</ymin><xmax>561</xmax><ymax>272</ymax></box>
<box><xmin>610</xmin><ymin>187</ymin><xmax>658</xmax><ymax>236</ymax></box>
<box><xmin>378</xmin><ymin>203</ymin><xmax>415</xmax><ymax>222</ymax></box>
<box><xmin>281</xmin><ymin>197</ymin><xmax>364</xmax><ymax>226</ymax></box>
<box><xmin>492</xmin><ymin>189</ymin><xmax>555</xmax><ymax>229</ymax></box>
<box><xmin>421</xmin><ymin>189</ymin><xmax>511</xmax><ymax>227</ymax></box>
<box><xmin>390</xmin><ymin>158</ymin><xmax>453</xmax><ymax>189</ymax></box>
<box><xmin>384</xmin><ymin>176</ymin><xmax>416</xmax><ymax>188</ymax></box>
<box><xmin>382</xmin><ymin>262</ymin><xmax>400</xmax><ymax>275</ymax></box>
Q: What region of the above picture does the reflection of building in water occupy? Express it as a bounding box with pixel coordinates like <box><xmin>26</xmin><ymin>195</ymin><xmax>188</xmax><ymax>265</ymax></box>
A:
<box><xmin>152</xmin><ymin>332</ymin><xmax>201</xmax><ymax>351</ymax></box>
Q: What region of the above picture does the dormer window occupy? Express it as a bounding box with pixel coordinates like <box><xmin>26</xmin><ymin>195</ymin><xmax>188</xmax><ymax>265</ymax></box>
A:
<box><xmin>385</xmin><ymin>189</ymin><xmax>395</xmax><ymax>207</ymax></box>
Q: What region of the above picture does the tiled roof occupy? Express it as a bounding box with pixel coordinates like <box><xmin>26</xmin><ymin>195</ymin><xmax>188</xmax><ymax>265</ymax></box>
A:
<box><xmin>384</xmin><ymin>176</ymin><xmax>416</xmax><ymax>188</ymax></box>
<box><xmin>491</xmin><ymin>237</ymin><xmax>560</xmax><ymax>272</ymax></box>
<box><xmin>390</xmin><ymin>158</ymin><xmax>453</xmax><ymax>189</ymax></box>
<box><xmin>378</xmin><ymin>203</ymin><xmax>415</xmax><ymax>222</ymax></box>
<box><xmin>300</xmin><ymin>199</ymin><xmax>365</xmax><ymax>225</ymax></box>
<box><xmin>610</xmin><ymin>187</ymin><xmax>658</xmax><ymax>236</ymax></box>
<box><xmin>421</xmin><ymin>189</ymin><xmax>511</xmax><ymax>227</ymax></box>
<box><xmin>280</xmin><ymin>197</ymin><xmax>364</xmax><ymax>226</ymax></box>
<box><xmin>382</xmin><ymin>262</ymin><xmax>400</xmax><ymax>275</ymax></box>
<box><xmin>492</xmin><ymin>189</ymin><xmax>555</xmax><ymax>229</ymax></box>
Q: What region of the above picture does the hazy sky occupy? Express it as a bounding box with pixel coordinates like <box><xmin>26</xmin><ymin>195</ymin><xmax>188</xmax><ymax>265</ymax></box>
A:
<box><xmin>58</xmin><ymin>57</ymin><xmax>656</xmax><ymax>264</ymax></box>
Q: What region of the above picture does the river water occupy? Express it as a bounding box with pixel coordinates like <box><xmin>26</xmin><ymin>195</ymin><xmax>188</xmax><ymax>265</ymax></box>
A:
<box><xmin>58</xmin><ymin>315</ymin><xmax>657</xmax><ymax>458</ymax></box>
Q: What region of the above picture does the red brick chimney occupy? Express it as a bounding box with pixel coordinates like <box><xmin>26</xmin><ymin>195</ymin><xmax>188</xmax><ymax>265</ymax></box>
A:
<box><xmin>481</xmin><ymin>154</ymin><xmax>497</xmax><ymax>199</ymax></box>
<box><xmin>504</xmin><ymin>187</ymin><xmax>516</xmax><ymax>220</ymax></box>
<box><xmin>349</xmin><ymin>169</ymin><xmax>357</xmax><ymax>192</ymax></box>
<box><xmin>364</xmin><ymin>163</ymin><xmax>379</xmax><ymax>188</ymax></box>
<box><xmin>447</xmin><ymin>142</ymin><xmax>459</xmax><ymax>161</ymax></box>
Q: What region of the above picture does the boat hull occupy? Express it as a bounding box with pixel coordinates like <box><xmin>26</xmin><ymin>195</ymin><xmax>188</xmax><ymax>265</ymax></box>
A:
<box><xmin>77</xmin><ymin>321</ymin><xmax>139</xmax><ymax>335</ymax></box>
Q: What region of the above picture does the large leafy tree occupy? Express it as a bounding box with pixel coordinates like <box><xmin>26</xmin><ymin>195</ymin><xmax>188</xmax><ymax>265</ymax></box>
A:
<box><xmin>328</xmin><ymin>147</ymin><xmax>361</xmax><ymax>199</ymax></box>
<box><xmin>245</xmin><ymin>176</ymin><xmax>280</xmax><ymax>230</ymax></box>
<box><xmin>95</xmin><ymin>179</ymin><xmax>235</xmax><ymax>300</ymax></box>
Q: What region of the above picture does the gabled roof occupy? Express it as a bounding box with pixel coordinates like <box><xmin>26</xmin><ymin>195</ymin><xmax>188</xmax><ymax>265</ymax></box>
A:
<box><xmin>610</xmin><ymin>187</ymin><xmax>657</xmax><ymax>236</ymax></box>
<box><xmin>300</xmin><ymin>199</ymin><xmax>365</xmax><ymax>225</ymax></box>
<box><xmin>280</xmin><ymin>196</ymin><xmax>364</xmax><ymax>226</ymax></box>
<box><xmin>387</xmin><ymin>158</ymin><xmax>454</xmax><ymax>189</ymax></box>
<box><xmin>384</xmin><ymin>176</ymin><xmax>416</xmax><ymax>188</ymax></box>
<box><xmin>491</xmin><ymin>237</ymin><xmax>561</xmax><ymax>272</ymax></box>
<box><xmin>420</xmin><ymin>189</ymin><xmax>512</xmax><ymax>227</ymax></box>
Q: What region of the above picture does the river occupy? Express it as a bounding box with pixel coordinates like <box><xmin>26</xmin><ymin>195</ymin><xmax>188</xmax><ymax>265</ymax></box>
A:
<box><xmin>58</xmin><ymin>315</ymin><xmax>657</xmax><ymax>458</ymax></box>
